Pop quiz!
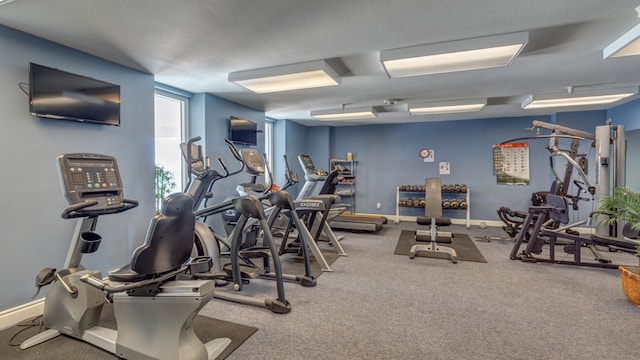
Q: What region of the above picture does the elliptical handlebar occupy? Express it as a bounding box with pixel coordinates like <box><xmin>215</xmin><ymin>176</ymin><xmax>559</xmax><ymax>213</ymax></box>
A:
<box><xmin>282</xmin><ymin>154</ymin><xmax>299</xmax><ymax>191</ymax></box>
<box><xmin>181</xmin><ymin>136</ymin><xmax>202</xmax><ymax>191</ymax></box>
<box><xmin>225</xmin><ymin>138</ymin><xmax>243</xmax><ymax>162</ymax></box>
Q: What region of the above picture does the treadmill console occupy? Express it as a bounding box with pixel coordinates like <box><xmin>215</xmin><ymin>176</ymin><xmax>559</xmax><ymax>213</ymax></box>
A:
<box><xmin>298</xmin><ymin>154</ymin><xmax>327</xmax><ymax>180</ymax></box>
<box><xmin>57</xmin><ymin>153</ymin><xmax>125</xmax><ymax>211</ymax></box>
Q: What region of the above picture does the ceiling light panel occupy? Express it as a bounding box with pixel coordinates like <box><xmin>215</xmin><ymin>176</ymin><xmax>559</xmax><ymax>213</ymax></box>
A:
<box><xmin>521</xmin><ymin>87</ymin><xmax>638</xmax><ymax>109</ymax></box>
<box><xmin>310</xmin><ymin>107</ymin><xmax>377</xmax><ymax>121</ymax></box>
<box><xmin>603</xmin><ymin>6</ymin><xmax>640</xmax><ymax>59</ymax></box>
<box><xmin>380</xmin><ymin>31</ymin><xmax>528</xmax><ymax>78</ymax></box>
<box><xmin>409</xmin><ymin>99</ymin><xmax>487</xmax><ymax>115</ymax></box>
<box><xmin>228</xmin><ymin>60</ymin><xmax>341</xmax><ymax>93</ymax></box>
<box><xmin>603</xmin><ymin>23</ymin><xmax>640</xmax><ymax>58</ymax></box>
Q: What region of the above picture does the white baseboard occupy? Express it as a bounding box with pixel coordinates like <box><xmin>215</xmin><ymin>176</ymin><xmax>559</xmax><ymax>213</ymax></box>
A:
<box><xmin>376</xmin><ymin>213</ymin><xmax>503</xmax><ymax>228</ymax></box>
<box><xmin>0</xmin><ymin>299</ymin><xmax>44</xmax><ymax>331</ymax></box>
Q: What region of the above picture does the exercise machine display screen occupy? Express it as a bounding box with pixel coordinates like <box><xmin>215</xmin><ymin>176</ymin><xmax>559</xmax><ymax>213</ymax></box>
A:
<box><xmin>299</xmin><ymin>154</ymin><xmax>315</xmax><ymax>173</ymax></box>
<box><xmin>57</xmin><ymin>153</ymin><xmax>124</xmax><ymax>210</ymax></box>
<box><xmin>240</xmin><ymin>148</ymin><xmax>264</xmax><ymax>175</ymax></box>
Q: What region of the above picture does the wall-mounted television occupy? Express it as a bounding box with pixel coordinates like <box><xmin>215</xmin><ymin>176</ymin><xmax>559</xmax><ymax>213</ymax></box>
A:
<box><xmin>28</xmin><ymin>62</ymin><xmax>121</xmax><ymax>126</ymax></box>
<box><xmin>229</xmin><ymin>117</ymin><xmax>257</xmax><ymax>145</ymax></box>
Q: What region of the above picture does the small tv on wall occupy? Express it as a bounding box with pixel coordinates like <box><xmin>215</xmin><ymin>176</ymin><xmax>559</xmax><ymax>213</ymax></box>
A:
<box><xmin>28</xmin><ymin>62</ymin><xmax>121</xmax><ymax>126</ymax></box>
<box><xmin>229</xmin><ymin>117</ymin><xmax>257</xmax><ymax>145</ymax></box>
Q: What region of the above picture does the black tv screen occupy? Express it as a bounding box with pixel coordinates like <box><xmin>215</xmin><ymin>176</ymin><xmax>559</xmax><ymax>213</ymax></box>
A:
<box><xmin>29</xmin><ymin>63</ymin><xmax>121</xmax><ymax>126</ymax></box>
<box><xmin>229</xmin><ymin>117</ymin><xmax>257</xmax><ymax>145</ymax></box>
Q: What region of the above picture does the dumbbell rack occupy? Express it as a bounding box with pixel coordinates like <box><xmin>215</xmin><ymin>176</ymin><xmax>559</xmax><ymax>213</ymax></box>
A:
<box><xmin>394</xmin><ymin>184</ymin><xmax>470</xmax><ymax>228</ymax></box>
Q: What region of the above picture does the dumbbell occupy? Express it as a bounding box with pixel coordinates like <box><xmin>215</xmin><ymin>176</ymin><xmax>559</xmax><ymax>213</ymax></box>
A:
<box><xmin>459</xmin><ymin>198</ymin><xmax>468</xmax><ymax>209</ymax></box>
<box><xmin>442</xmin><ymin>199</ymin><xmax>451</xmax><ymax>208</ymax></box>
<box><xmin>454</xmin><ymin>184</ymin><xmax>462</xmax><ymax>192</ymax></box>
<box><xmin>418</xmin><ymin>199</ymin><xmax>426</xmax><ymax>207</ymax></box>
<box><xmin>460</xmin><ymin>184</ymin><xmax>468</xmax><ymax>193</ymax></box>
<box><xmin>450</xmin><ymin>198</ymin><xmax>459</xmax><ymax>209</ymax></box>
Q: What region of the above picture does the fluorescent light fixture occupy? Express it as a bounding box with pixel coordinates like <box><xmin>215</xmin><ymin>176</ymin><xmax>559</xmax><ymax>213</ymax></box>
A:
<box><xmin>521</xmin><ymin>87</ymin><xmax>638</xmax><ymax>109</ymax></box>
<box><xmin>409</xmin><ymin>99</ymin><xmax>487</xmax><ymax>115</ymax></box>
<box><xmin>310</xmin><ymin>107</ymin><xmax>377</xmax><ymax>121</ymax></box>
<box><xmin>228</xmin><ymin>60</ymin><xmax>341</xmax><ymax>93</ymax></box>
<box><xmin>603</xmin><ymin>6</ymin><xmax>640</xmax><ymax>58</ymax></box>
<box><xmin>380</xmin><ymin>31</ymin><xmax>528</xmax><ymax>78</ymax></box>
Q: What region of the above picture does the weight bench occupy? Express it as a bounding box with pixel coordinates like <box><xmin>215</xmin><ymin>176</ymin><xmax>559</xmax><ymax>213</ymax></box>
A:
<box><xmin>410</xmin><ymin>178</ymin><xmax>457</xmax><ymax>263</ymax></box>
<box><xmin>415</xmin><ymin>216</ymin><xmax>452</xmax><ymax>243</ymax></box>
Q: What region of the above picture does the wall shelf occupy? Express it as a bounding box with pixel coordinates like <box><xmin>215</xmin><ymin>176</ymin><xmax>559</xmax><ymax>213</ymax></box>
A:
<box><xmin>330</xmin><ymin>159</ymin><xmax>356</xmax><ymax>213</ymax></box>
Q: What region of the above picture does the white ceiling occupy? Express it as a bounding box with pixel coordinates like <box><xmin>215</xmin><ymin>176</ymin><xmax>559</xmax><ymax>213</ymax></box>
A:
<box><xmin>2</xmin><ymin>0</ymin><xmax>640</xmax><ymax>126</ymax></box>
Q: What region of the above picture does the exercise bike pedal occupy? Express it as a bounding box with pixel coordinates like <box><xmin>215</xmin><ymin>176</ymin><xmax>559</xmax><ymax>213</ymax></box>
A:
<box><xmin>32</xmin><ymin>267</ymin><xmax>57</xmax><ymax>298</ymax></box>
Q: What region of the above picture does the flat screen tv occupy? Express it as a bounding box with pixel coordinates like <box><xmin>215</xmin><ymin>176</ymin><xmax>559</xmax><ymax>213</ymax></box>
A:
<box><xmin>229</xmin><ymin>117</ymin><xmax>257</xmax><ymax>145</ymax></box>
<box><xmin>29</xmin><ymin>62</ymin><xmax>121</xmax><ymax>126</ymax></box>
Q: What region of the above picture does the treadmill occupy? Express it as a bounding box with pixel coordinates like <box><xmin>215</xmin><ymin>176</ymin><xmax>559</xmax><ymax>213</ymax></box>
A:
<box><xmin>297</xmin><ymin>154</ymin><xmax>386</xmax><ymax>232</ymax></box>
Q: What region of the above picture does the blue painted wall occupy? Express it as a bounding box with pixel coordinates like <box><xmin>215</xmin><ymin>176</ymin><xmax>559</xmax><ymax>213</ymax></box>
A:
<box><xmin>0</xmin><ymin>25</ymin><xmax>155</xmax><ymax>311</ymax></box>
<box><xmin>282</xmin><ymin>110</ymin><xmax>635</xmax><ymax>223</ymax></box>
<box><xmin>327</xmin><ymin>116</ymin><xmax>557</xmax><ymax>220</ymax></box>
<box><xmin>609</xmin><ymin>99</ymin><xmax>640</xmax><ymax>190</ymax></box>
<box><xmin>188</xmin><ymin>93</ymin><xmax>266</xmax><ymax>234</ymax></box>
<box><xmin>609</xmin><ymin>99</ymin><xmax>640</xmax><ymax>131</ymax></box>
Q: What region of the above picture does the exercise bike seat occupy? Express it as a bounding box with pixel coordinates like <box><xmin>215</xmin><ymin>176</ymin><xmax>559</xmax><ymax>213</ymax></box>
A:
<box><xmin>109</xmin><ymin>193</ymin><xmax>196</xmax><ymax>282</ymax></box>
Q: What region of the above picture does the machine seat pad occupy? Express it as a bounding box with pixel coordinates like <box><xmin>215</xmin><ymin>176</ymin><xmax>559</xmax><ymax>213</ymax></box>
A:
<box><xmin>108</xmin><ymin>263</ymin><xmax>154</xmax><ymax>282</ymax></box>
<box><xmin>416</xmin><ymin>217</ymin><xmax>451</xmax><ymax>227</ymax></box>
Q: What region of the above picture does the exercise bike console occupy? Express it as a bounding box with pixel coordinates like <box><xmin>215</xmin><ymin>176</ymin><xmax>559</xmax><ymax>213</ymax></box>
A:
<box><xmin>57</xmin><ymin>153</ymin><xmax>137</xmax><ymax>215</ymax></box>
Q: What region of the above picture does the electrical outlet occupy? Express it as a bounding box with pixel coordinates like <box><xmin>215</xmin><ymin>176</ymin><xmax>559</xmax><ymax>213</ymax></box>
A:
<box><xmin>376</xmin><ymin>202</ymin><xmax>381</xmax><ymax>210</ymax></box>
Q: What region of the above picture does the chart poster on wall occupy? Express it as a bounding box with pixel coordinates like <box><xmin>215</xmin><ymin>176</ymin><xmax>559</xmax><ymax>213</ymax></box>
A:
<box><xmin>493</xmin><ymin>142</ymin><xmax>529</xmax><ymax>185</ymax></box>
<box><xmin>439</xmin><ymin>161</ymin><xmax>450</xmax><ymax>175</ymax></box>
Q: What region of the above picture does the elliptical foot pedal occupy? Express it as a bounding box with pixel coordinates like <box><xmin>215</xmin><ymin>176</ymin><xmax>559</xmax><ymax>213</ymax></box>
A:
<box><xmin>223</xmin><ymin>263</ymin><xmax>263</xmax><ymax>279</ymax></box>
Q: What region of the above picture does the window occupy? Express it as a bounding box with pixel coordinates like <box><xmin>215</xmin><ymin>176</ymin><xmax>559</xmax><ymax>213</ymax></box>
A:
<box><xmin>154</xmin><ymin>88</ymin><xmax>189</xmax><ymax>192</ymax></box>
<box><xmin>264</xmin><ymin>119</ymin><xmax>274</xmax><ymax>168</ymax></box>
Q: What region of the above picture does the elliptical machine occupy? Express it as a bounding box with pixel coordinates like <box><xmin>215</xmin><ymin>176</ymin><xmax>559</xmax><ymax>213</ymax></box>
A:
<box><xmin>20</xmin><ymin>153</ymin><xmax>230</xmax><ymax>359</ymax></box>
<box><xmin>180</xmin><ymin>137</ymin><xmax>317</xmax><ymax>313</ymax></box>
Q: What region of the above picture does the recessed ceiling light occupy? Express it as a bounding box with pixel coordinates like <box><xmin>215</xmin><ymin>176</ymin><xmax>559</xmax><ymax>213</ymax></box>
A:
<box><xmin>522</xmin><ymin>87</ymin><xmax>638</xmax><ymax>109</ymax></box>
<box><xmin>229</xmin><ymin>60</ymin><xmax>340</xmax><ymax>93</ymax></box>
<box><xmin>310</xmin><ymin>107</ymin><xmax>377</xmax><ymax>120</ymax></box>
<box><xmin>409</xmin><ymin>99</ymin><xmax>487</xmax><ymax>115</ymax></box>
<box><xmin>603</xmin><ymin>6</ymin><xmax>640</xmax><ymax>59</ymax></box>
<box><xmin>380</xmin><ymin>32</ymin><xmax>528</xmax><ymax>78</ymax></box>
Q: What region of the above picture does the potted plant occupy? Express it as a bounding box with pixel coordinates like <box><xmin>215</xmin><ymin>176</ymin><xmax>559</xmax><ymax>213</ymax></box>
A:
<box><xmin>154</xmin><ymin>165</ymin><xmax>177</xmax><ymax>214</ymax></box>
<box><xmin>593</xmin><ymin>186</ymin><xmax>640</xmax><ymax>306</ymax></box>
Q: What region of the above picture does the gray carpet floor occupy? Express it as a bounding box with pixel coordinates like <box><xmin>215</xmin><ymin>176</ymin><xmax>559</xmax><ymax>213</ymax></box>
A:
<box><xmin>199</xmin><ymin>221</ymin><xmax>640</xmax><ymax>360</ymax></box>
<box><xmin>1</xmin><ymin>303</ymin><xmax>257</xmax><ymax>359</ymax></box>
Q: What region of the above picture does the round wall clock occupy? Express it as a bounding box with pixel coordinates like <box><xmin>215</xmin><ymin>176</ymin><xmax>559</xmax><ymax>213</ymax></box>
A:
<box><xmin>419</xmin><ymin>148</ymin><xmax>431</xmax><ymax>158</ymax></box>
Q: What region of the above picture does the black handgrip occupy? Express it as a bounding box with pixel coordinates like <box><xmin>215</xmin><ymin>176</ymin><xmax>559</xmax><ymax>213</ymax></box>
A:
<box><xmin>61</xmin><ymin>201</ymin><xmax>99</xmax><ymax>219</ymax></box>
<box><xmin>218</xmin><ymin>157</ymin><xmax>228</xmax><ymax>175</ymax></box>
<box><xmin>61</xmin><ymin>198</ymin><xmax>138</xmax><ymax>219</ymax></box>
<box><xmin>225</xmin><ymin>138</ymin><xmax>243</xmax><ymax>161</ymax></box>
